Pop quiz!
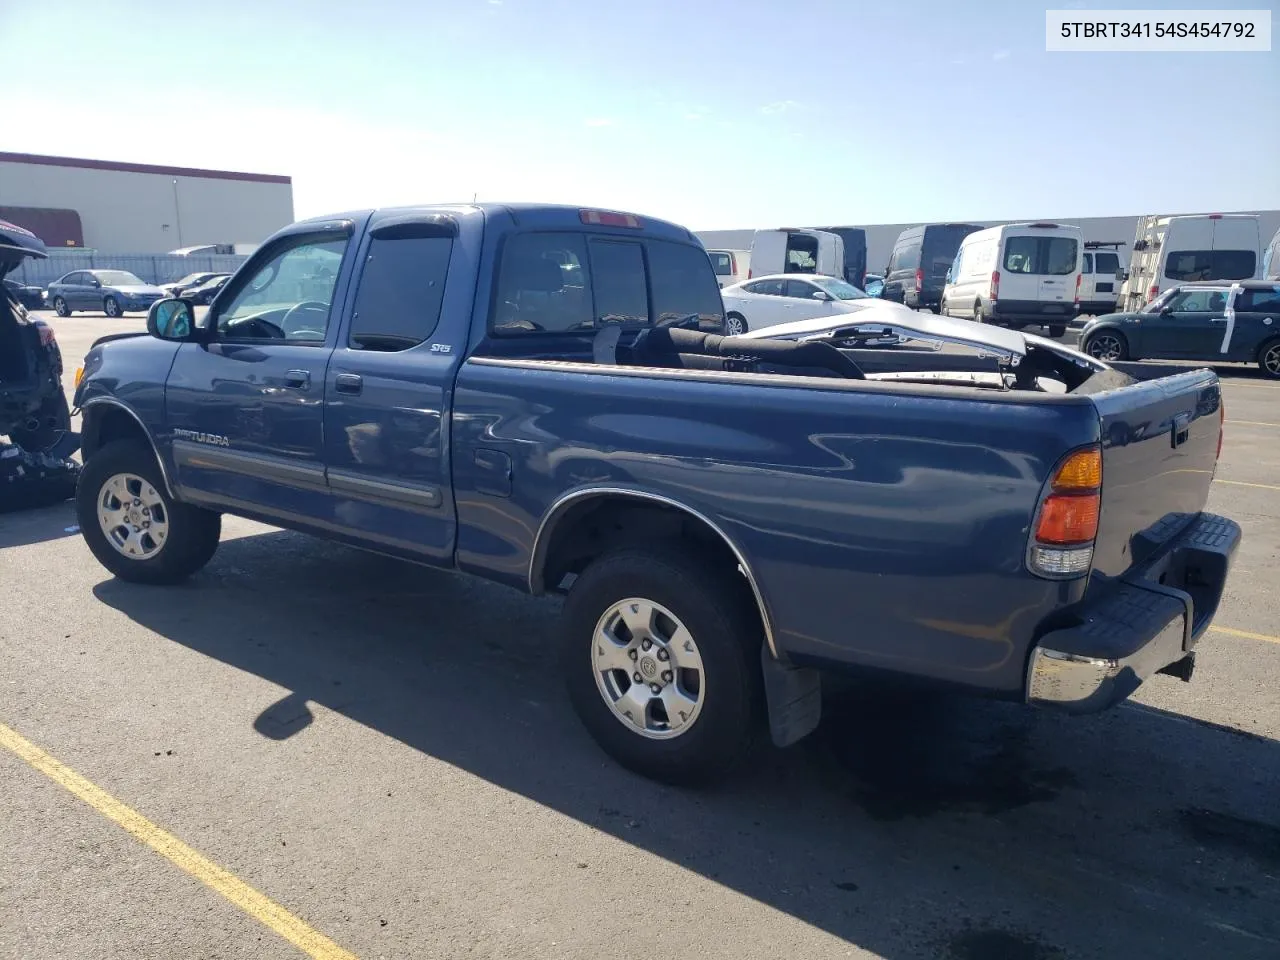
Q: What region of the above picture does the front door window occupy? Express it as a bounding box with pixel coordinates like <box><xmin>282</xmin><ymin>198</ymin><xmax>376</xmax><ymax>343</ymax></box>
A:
<box><xmin>212</xmin><ymin>238</ymin><xmax>348</xmax><ymax>343</ymax></box>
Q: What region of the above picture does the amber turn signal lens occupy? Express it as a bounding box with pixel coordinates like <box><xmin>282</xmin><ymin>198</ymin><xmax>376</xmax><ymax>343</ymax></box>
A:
<box><xmin>1036</xmin><ymin>493</ymin><xmax>1101</xmax><ymax>545</ymax></box>
<box><xmin>74</xmin><ymin>366</ymin><xmax>84</xmax><ymax>388</ymax></box>
<box><xmin>1053</xmin><ymin>447</ymin><xmax>1102</xmax><ymax>490</ymax></box>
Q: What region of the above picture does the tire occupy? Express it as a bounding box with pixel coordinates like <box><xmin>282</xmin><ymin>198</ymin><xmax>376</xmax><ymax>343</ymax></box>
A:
<box><xmin>1259</xmin><ymin>339</ymin><xmax>1280</xmax><ymax>379</ymax></box>
<box><xmin>938</xmin><ymin>298</ymin><xmax>948</xmax><ymax>317</ymax></box>
<box><xmin>53</xmin><ymin>296</ymin><xmax>70</xmax><ymax>317</ymax></box>
<box><xmin>1048</xmin><ymin>324</ymin><xmax>1066</xmax><ymax>339</ymax></box>
<box><xmin>9</xmin><ymin>392</ymin><xmax>73</xmax><ymax>455</ymax></box>
<box><xmin>103</xmin><ymin>296</ymin><xmax>121</xmax><ymax>318</ymax></box>
<box><xmin>1083</xmin><ymin>330</ymin><xmax>1128</xmax><ymax>362</ymax></box>
<box><xmin>561</xmin><ymin>545</ymin><xmax>763</xmax><ymax>785</ymax></box>
<box><xmin>725</xmin><ymin>313</ymin><xmax>748</xmax><ymax>336</ymax></box>
<box><xmin>973</xmin><ymin>302</ymin><xmax>985</xmax><ymax>324</ymax></box>
<box><xmin>76</xmin><ymin>441</ymin><xmax>221</xmax><ymax>585</ymax></box>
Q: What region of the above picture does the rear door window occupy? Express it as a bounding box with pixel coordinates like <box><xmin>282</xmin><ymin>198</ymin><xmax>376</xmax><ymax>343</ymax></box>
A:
<box><xmin>709</xmin><ymin>252</ymin><xmax>733</xmax><ymax>276</ymax></box>
<box><xmin>348</xmin><ymin>234</ymin><xmax>453</xmax><ymax>351</ymax></box>
<box><xmin>1083</xmin><ymin>253</ymin><xmax>1094</xmax><ymax>274</ymax></box>
<box><xmin>746</xmin><ymin>279</ymin><xmax>785</xmax><ymax>296</ymax></box>
<box><xmin>1164</xmin><ymin>250</ymin><xmax>1258</xmax><ymax>281</ymax></box>
<box><xmin>1003</xmin><ymin>236</ymin><xmax>1078</xmax><ymax>275</ymax></box>
<box><xmin>1237</xmin><ymin>287</ymin><xmax>1280</xmax><ymax>315</ymax></box>
<box><xmin>1094</xmin><ymin>252</ymin><xmax>1121</xmax><ymax>275</ymax></box>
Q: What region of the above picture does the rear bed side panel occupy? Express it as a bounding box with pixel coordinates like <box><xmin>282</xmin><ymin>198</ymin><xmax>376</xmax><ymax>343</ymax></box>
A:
<box><xmin>1089</xmin><ymin>370</ymin><xmax>1222</xmax><ymax>578</ymax></box>
<box><xmin>452</xmin><ymin>363</ymin><xmax>1101</xmax><ymax>695</ymax></box>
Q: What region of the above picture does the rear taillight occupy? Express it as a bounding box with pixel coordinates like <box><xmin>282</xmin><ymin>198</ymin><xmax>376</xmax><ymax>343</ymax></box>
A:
<box><xmin>1074</xmin><ymin>273</ymin><xmax>1082</xmax><ymax>304</ymax></box>
<box><xmin>35</xmin><ymin>322</ymin><xmax>56</xmax><ymax>346</ymax></box>
<box><xmin>1147</xmin><ymin>284</ymin><xmax>1159</xmax><ymax>302</ymax></box>
<box><xmin>915</xmin><ymin>268</ymin><xmax>924</xmax><ymax>291</ymax></box>
<box><xmin>1029</xmin><ymin>446</ymin><xmax>1102</xmax><ymax>579</ymax></box>
<box><xmin>747</xmin><ymin>269</ymin><xmax>753</xmax><ymax>279</ymax></box>
<box><xmin>990</xmin><ymin>271</ymin><xmax>1000</xmax><ymax>300</ymax></box>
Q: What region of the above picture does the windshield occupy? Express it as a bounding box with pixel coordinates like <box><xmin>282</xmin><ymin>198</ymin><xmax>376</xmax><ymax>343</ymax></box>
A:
<box><xmin>95</xmin><ymin>271</ymin><xmax>146</xmax><ymax>286</ymax></box>
<box><xmin>811</xmin><ymin>276</ymin><xmax>869</xmax><ymax>300</ymax></box>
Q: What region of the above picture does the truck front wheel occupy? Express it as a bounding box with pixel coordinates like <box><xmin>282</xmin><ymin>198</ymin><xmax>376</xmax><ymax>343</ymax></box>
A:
<box><xmin>77</xmin><ymin>441</ymin><xmax>221</xmax><ymax>584</ymax></box>
<box><xmin>561</xmin><ymin>545</ymin><xmax>762</xmax><ymax>785</ymax></box>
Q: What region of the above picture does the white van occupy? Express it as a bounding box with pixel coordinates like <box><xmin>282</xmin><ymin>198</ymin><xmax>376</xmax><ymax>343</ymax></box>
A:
<box><xmin>940</xmin><ymin>222</ymin><xmax>1082</xmax><ymax>335</ymax></box>
<box><xmin>1078</xmin><ymin>241</ymin><xmax>1128</xmax><ymax>317</ymax></box>
<box><xmin>1261</xmin><ymin>225</ymin><xmax>1280</xmax><ymax>281</ymax></box>
<box><xmin>707</xmin><ymin>248</ymin><xmax>750</xmax><ymax>288</ymax></box>
<box><xmin>748</xmin><ymin>229</ymin><xmax>845</xmax><ymax>280</ymax></box>
<box><xmin>1119</xmin><ymin>214</ymin><xmax>1261</xmax><ymax>311</ymax></box>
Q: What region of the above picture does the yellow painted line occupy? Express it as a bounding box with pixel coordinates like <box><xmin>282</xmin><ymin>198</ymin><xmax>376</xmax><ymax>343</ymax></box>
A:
<box><xmin>1214</xmin><ymin>479</ymin><xmax>1280</xmax><ymax>491</ymax></box>
<box><xmin>1211</xmin><ymin>625</ymin><xmax>1280</xmax><ymax>645</ymax></box>
<box><xmin>0</xmin><ymin>721</ymin><xmax>358</xmax><ymax>960</ymax></box>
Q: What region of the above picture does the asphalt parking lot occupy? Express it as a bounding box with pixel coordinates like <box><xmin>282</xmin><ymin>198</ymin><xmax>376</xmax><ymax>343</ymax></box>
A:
<box><xmin>2</xmin><ymin>311</ymin><xmax>1278</xmax><ymax>960</ymax></box>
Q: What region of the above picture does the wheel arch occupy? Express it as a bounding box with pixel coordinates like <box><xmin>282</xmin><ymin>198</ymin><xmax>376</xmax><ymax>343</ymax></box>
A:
<box><xmin>529</xmin><ymin>487</ymin><xmax>779</xmax><ymax>659</ymax></box>
<box><xmin>1256</xmin><ymin>334</ymin><xmax>1280</xmax><ymax>362</ymax></box>
<box><xmin>79</xmin><ymin>399</ymin><xmax>175</xmax><ymax>497</ymax></box>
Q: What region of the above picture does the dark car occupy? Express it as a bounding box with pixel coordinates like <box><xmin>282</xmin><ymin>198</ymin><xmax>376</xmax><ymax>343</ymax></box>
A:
<box><xmin>1</xmin><ymin>220</ymin><xmax>74</xmax><ymax>454</ymax></box>
<box><xmin>2</xmin><ymin>277</ymin><xmax>44</xmax><ymax>310</ymax></box>
<box><xmin>1080</xmin><ymin>280</ymin><xmax>1280</xmax><ymax>377</ymax></box>
<box><xmin>181</xmin><ymin>273</ymin><xmax>231</xmax><ymax>305</ymax></box>
<box><xmin>47</xmin><ymin>269</ymin><xmax>167</xmax><ymax>317</ymax></box>
<box><xmin>160</xmin><ymin>272</ymin><xmax>222</xmax><ymax>298</ymax></box>
<box><xmin>882</xmin><ymin>223</ymin><xmax>983</xmax><ymax>312</ymax></box>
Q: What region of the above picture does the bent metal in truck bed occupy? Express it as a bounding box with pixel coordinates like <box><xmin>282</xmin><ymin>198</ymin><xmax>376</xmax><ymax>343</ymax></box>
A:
<box><xmin>71</xmin><ymin>203</ymin><xmax>1241</xmax><ymax>785</ymax></box>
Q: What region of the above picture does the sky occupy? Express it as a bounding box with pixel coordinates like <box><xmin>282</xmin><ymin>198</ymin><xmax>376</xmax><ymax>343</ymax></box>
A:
<box><xmin>1</xmin><ymin>0</ymin><xmax>1277</xmax><ymax>229</ymax></box>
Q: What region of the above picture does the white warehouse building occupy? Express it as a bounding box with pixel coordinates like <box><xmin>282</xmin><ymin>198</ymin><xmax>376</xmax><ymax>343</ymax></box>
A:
<box><xmin>0</xmin><ymin>151</ymin><xmax>294</xmax><ymax>255</ymax></box>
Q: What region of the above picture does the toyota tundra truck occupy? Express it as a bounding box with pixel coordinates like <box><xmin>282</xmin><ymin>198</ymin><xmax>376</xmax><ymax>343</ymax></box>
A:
<box><xmin>72</xmin><ymin>203</ymin><xmax>1241</xmax><ymax>784</ymax></box>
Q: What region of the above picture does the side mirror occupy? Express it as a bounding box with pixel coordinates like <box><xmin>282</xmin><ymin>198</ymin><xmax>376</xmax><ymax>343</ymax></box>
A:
<box><xmin>811</xmin><ymin>290</ymin><xmax>832</xmax><ymax>301</ymax></box>
<box><xmin>88</xmin><ymin>278</ymin><xmax>101</xmax><ymax>288</ymax></box>
<box><xmin>1159</xmin><ymin>305</ymin><xmax>1175</xmax><ymax>316</ymax></box>
<box><xmin>147</xmin><ymin>298</ymin><xmax>198</xmax><ymax>341</ymax></box>
<box><xmin>1119</xmin><ymin>270</ymin><xmax>1130</xmax><ymax>282</ymax></box>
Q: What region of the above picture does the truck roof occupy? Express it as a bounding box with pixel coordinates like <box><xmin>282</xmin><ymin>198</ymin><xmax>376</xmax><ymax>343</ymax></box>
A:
<box><xmin>294</xmin><ymin>203</ymin><xmax>698</xmax><ymax>244</ymax></box>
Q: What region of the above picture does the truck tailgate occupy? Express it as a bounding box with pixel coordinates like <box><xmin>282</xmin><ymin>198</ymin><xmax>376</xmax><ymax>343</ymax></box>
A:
<box><xmin>1090</xmin><ymin>369</ymin><xmax>1222</xmax><ymax>577</ymax></box>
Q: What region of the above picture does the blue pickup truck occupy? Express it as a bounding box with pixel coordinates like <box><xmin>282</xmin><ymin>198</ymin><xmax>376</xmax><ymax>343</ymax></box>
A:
<box><xmin>72</xmin><ymin>203</ymin><xmax>1241</xmax><ymax>784</ymax></box>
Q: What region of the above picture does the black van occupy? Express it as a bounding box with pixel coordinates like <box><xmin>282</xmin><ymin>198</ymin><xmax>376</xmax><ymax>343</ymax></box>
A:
<box><xmin>815</xmin><ymin>226</ymin><xmax>868</xmax><ymax>289</ymax></box>
<box><xmin>881</xmin><ymin>223</ymin><xmax>982</xmax><ymax>312</ymax></box>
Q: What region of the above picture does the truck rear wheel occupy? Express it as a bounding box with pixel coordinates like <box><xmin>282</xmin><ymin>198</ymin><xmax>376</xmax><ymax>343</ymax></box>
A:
<box><xmin>561</xmin><ymin>545</ymin><xmax>762</xmax><ymax>785</ymax></box>
<box><xmin>77</xmin><ymin>441</ymin><xmax>221</xmax><ymax>584</ymax></box>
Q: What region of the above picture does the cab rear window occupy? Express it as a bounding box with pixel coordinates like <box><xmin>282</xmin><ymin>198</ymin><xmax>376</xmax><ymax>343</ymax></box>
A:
<box><xmin>491</xmin><ymin>232</ymin><xmax>723</xmax><ymax>335</ymax></box>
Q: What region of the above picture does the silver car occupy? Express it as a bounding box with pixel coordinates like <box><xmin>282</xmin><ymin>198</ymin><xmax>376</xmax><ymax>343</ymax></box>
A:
<box><xmin>48</xmin><ymin>269</ymin><xmax>167</xmax><ymax>317</ymax></box>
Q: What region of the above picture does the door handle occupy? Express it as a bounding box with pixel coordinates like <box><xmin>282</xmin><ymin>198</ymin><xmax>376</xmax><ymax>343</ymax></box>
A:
<box><xmin>334</xmin><ymin>373</ymin><xmax>363</xmax><ymax>394</ymax></box>
<box><xmin>1209</xmin><ymin>317</ymin><xmax>1228</xmax><ymax>323</ymax></box>
<box><xmin>284</xmin><ymin>369</ymin><xmax>311</xmax><ymax>389</ymax></box>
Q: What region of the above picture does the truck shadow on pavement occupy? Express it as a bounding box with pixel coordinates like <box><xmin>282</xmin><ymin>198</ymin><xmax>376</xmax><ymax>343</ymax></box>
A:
<box><xmin>92</xmin><ymin>529</ymin><xmax>1280</xmax><ymax>960</ymax></box>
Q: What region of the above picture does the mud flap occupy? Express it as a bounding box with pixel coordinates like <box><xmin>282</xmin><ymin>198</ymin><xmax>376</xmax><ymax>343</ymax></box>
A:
<box><xmin>760</xmin><ymin>644</ymin><xmax>822</xmax><ymax>748</ymax></box>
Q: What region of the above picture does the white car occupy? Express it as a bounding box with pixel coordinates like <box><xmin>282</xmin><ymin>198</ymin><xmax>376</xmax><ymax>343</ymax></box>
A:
<box><xmin>720</xmin><ymin>273</ymin><xmax>887</xmax><ymax>335</ymax></box>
